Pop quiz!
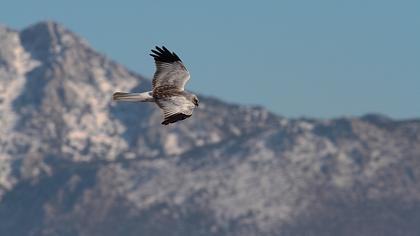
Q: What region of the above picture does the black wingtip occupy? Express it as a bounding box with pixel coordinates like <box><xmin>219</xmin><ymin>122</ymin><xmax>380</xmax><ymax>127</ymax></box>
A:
<box><xmin>161</xmin><ymin>113</ymin><xmax>191</xmax><ymax>125</ymax></box>
<box><xmin>150</xmin><ymin>46</ymin><xmax>182</xmax><ymax>63</ymax></box>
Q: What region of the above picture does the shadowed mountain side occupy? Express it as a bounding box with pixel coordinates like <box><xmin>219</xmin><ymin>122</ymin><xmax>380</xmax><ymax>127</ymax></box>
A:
<box><xmin>281</xmin><ymin>198</ymin><xmax>420</xmax><ymax>236</ymax></box>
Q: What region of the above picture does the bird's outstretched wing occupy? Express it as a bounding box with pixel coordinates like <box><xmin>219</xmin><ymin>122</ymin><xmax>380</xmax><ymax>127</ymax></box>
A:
<box><xmin>155</xmin><ymin>96</ymin><xmax>194</xmax><ymax>125</ymax></box>
<box><xmin>150</xmin><ymin>46</ymin><xmax>190</xmax><ymax>92</ymax></box>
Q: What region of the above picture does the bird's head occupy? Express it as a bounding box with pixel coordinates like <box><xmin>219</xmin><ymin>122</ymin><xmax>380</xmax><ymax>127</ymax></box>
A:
<box><xmin>192</xmin><ymin>95</ymin><xmax>199</xmax><ymax>107</ymax></box>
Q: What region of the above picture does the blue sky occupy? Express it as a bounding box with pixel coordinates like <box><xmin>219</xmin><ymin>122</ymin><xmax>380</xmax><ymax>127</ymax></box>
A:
<box><xmin>1</xmin><ymin>0</ymin><xmax>419</xmax><ymax>119</ymax></box>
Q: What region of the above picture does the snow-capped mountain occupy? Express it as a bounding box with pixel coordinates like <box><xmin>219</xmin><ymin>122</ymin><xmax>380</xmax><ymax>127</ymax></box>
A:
<box><xmin>0</xmin><ymin>21</ymin><xmax>419</xmax><ymax>236</ymax></box>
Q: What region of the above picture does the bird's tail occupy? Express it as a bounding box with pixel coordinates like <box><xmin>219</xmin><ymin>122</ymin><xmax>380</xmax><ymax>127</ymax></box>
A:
<box><xmin>112</xmin><ymin>91</ymin><xmax>154</xmax><ymax>102</ymax></box>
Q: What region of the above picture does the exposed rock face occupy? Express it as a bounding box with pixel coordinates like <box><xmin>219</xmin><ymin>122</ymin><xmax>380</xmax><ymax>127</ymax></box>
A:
<box><xmin>0</xmin><ymin>21</ymin><xmax>419</xmax><ymax>236</ymax></box>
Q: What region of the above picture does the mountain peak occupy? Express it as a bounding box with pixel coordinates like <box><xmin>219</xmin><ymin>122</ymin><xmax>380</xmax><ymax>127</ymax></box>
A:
<box><xmin>21</xmin><ymin>20</ymin><xmax>77</xmax><ymax>39</ymax></box>
<box><xmin>19</xmin><ymin>21</ymin><xmax>90</xmax><ymax>62</ymax></box>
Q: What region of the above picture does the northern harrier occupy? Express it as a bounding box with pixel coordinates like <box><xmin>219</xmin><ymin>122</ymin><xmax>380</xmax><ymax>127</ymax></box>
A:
<box><xmin>112</xmin><ymin>46</ymin><xmax>199</xmax><ymax>125</ymax></box>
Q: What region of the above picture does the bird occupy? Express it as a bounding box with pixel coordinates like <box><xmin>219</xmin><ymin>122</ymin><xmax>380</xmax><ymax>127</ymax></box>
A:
<box><xmin>112</xmin><ymin>46</ymin><xmax>199</xmax><ymax>125</ymax></box>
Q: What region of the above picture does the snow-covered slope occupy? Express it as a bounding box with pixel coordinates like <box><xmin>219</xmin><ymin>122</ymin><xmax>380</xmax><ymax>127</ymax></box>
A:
<box><xmin>0</xmin><ymin>21</ymin><xmax>419</xmax><ymax>236</ymax></box>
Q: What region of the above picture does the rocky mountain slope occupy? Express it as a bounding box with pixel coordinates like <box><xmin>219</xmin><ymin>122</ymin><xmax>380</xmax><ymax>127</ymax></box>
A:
<box><xmin>0</xmin><ymin>21</ymin><xmax>419</xmax><ymax>236</ymax></box>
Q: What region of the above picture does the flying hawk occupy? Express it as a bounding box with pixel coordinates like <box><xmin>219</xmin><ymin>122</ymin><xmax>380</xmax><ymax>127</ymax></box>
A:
<box><xmin>112</xmin><ymin>46</ymin><xmax>199</xmax><ymax>125</ymax></box>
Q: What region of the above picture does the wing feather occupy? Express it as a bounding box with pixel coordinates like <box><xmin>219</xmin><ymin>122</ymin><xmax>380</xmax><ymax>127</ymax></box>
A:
<box><xmin>155</xmin><ymin>96</ymin><xmax>194</xmax><ymax>125</ymax></box>
<box><xmin>150</xmin><ymin>46</ymin><xmax>190</xmax><ymax>92</ymax></box>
